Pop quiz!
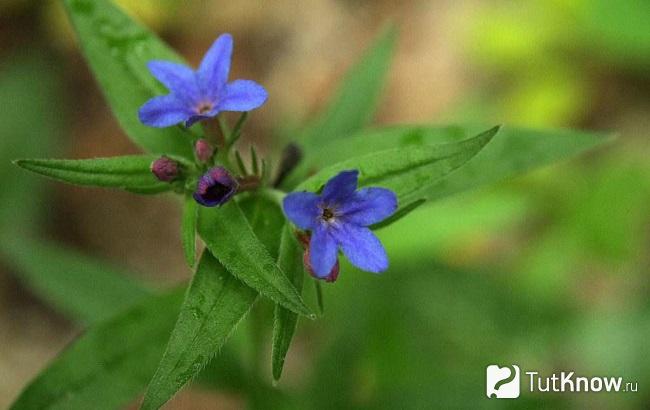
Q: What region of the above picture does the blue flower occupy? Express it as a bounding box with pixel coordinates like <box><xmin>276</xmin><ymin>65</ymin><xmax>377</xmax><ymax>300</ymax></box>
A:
<box><xmin>138</xmin><ymin>33</ymin><xmax>268</xmax><ymax>128</ymax></box>
<box><xmin>283</xmin><ymin>170</ymin><xmax>398</xmax><ymax>278</ymax></box>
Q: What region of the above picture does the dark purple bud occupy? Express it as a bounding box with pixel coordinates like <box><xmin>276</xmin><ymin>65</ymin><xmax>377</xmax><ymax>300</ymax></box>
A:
<box><xmin>193</xmin><ymin>166</ymin><xmax>239</xmax><ymax>207</ymax></box>
<box><xmin>194</xmin><ymin>139</ymin><xmax>214</xmax><ymax>163</ymax></box>
<box><xmin>304</xmin><ymin>248</ymin><xmax>340</xmax><ymax>283</ymax></box>
<box><xmin>151</xmin><ymin>156</ymin><xmax>180</xmax><ymax>182</ymax></box>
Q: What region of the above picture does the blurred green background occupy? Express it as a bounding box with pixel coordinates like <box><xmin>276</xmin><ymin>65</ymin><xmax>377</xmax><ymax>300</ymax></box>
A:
<box><xmin>1</xmin><ymin>0</ymin><xmax>649</xmax><ymax>408</ymax></box>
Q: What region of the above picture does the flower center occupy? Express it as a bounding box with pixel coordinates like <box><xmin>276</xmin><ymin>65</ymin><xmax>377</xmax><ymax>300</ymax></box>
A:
<box><xmin>197</xmin><ymin>102</ymin><xmax>213</xmax><ymax>114</ymax></box>
<box><xmin>321</xmin><ymin>207</ymin><xmax>335</xmax><ymax>221</ymax></box>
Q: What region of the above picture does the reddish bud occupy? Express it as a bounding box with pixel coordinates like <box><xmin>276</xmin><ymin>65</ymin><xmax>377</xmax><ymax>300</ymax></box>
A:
<box><xmin>194</xmin><ymin>139</ymin><xmax>214</xmax><ymax>163</ymax></box>
<box><xmin>150</xmin><ymin>156</ymin><xmax>180</xmax><ymax>182</ymax></box>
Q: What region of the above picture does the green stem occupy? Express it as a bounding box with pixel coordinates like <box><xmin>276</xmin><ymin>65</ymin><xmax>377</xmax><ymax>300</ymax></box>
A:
<box><xmin>227</xmin><ymin>112</ymin><xmax>249</xmax><ymax>149</ymax></box>
<box><xmin>201</xmin><ymin>118</ymin><xmax>226</xmax><ymax>148</ymax></box>
<box><xmin>314</xmin><ymin>280</ymin><xmax>324</xmax><ymax>315</ymax></box>
<box><xmin>218</xmin><ymin>116</ymin><xmax>231</xmax><ymax>143</ymax></box>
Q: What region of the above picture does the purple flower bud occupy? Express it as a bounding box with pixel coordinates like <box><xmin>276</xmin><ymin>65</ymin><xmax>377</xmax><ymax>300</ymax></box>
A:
<box><xmin>150</xmin><ymin>156</ymin><xmax>180</xmax><ymax>182</ymax></box>
<box><xmin>193</xmin><ymin>166</ymin><xmax>238</xmax><ymax>207</ymax></box>
<box><xmin>194</xmin><ymin>139</ymin><xmax>214</xmax><ymax>163</ymax></box>
<box><xmin>304</xmin><ymin>248</ymin><xmax>340</xmax><ymax>282</ymax></box>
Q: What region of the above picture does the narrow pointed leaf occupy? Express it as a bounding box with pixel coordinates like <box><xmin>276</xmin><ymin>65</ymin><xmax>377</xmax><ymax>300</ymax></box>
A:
<box><xmin>0</xmin><ymin>54</ymin><xmax>63</xmax><ymax>236</ymax></box>
<box><xmin>197</xmin><ymin>201</ymin><xmax>314</xmax><ymax>318</ymax></box>
<box><xmin>141</xmin><ymin>195</ymin><xmax>285</xmax><ymax>409</ymax></box>
<box><xmin>250</xmin><ymin>145</ymin><xmax>259</xmax><ymax>175</ymax></box>
<box><xmin>234</xmin><ymin>150</ymin><xmax>248</xmax><ymax>175</ymax></box>
<box><xmin>238</xmin><ymin>195</ymin><xmax>287</xmax><ymax>260</ymax></box>
<box><xmin>292</xmin><ymin>124</ymin><xmax>613</xmax><ymax>199</ymax></box>
<box><xmin>10</xmin><ymin>288</ymin><xmax>185</xmax><ymax>410</ymax></box>
<box><xmin>271</xmin><ymin>225</ymin><xmax>305</xmax><ymax>381</ymax></box>
<box><xmin>297</xmin><ymin>126</ymin><xmax>499</xmax><ymax>210</ymax></box>
<box><xmin>140</xmin><ymin>253</ymin><xmax>257</xmax><ymax>410</ymax></box>
<box><xmin>0</xmin><ymin>235</ymin><xmax>150</xmax><ymax>324</ymax></box>
<box><xmin>62</xmin><ymin>0</ymin><xmax>192</xmax><ymax>157</ymax></box>
<box><xmin>181</xmin><ymin>196</ymin><xmax>197</xmax><ymax>267</ymax></box>
<box><xmin>14</xmin><ymin>155</ymin><xmax>179</xmax><ymax>194</ymax></box>
<box><xmin>300</xmin><ymin>25</ymin><xmax>397</xmax><ymax>146</ymax></box>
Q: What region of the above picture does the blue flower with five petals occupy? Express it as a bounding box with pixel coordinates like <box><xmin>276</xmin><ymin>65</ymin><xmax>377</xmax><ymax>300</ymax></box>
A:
<box><xmin>283</xmin><ymin>170</ymin><xmax>398</xmax><ymax>278</ymax></box>
<box><xmin>138</xmin><ymin>33</ymin><xmax>268</xmax><ymax>128</ymax></box>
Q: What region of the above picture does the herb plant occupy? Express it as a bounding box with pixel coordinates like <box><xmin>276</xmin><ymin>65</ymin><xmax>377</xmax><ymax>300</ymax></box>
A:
<box><xmin>9</xmin><ymin>0</ymin><xmax>610</xmax><ymax>409</ymax></box>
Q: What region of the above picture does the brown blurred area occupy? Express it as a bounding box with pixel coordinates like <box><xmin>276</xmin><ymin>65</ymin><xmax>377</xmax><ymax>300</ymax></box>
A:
<box><xmin>1</xmin><ymin>0</ymin><xmax>649</xmax><ymax>408</ymax></box>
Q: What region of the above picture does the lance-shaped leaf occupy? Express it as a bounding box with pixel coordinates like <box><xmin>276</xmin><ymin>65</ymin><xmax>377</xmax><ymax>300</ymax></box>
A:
<box><xmin>181</xmin><ymin>195</ymin><xmax>198</xmax><ymax>267</ymax></box>
<box><xmin>0</xmin><ymin>235</ymin><xmax>150</xmax><ymax>324</ymax></box>
<box><xmin>140</xmin><ymin>252</ymin><xmax>257</xmax><ymax>410</ymax></box>
<box><xmin>0</xmin><ymin>54</ymin><xmax>63</xmax><ymax>236</ymax></box>
<box><xmin>62</xmin><ymin>0</ymin><xmax>192</xmax><ymax>157</ymax></box>
<box><xmin>294</xmin><ymin>124</ymin><xmax>613</xmax><ymax>199</ymax></box>
<box><xmin>197</xmin><ymin>201</ymin><xmax>314</xmax><ymax>318</ymax></box>
<box><xmin>297</xmin><ymin>126</ymin><xmax>499</xmax><ymax>209</ymax></box>
<box><xmin>14</xmin><ymin>155</ymin><xmax>182</xmax><ymax>194</ymax></box>
<box><xmin>271</xmin><ymin>224</ymin><xmax>305</xmax><ymax>381</ymax></box>
<box><xmin>299</xmin><ymin>25</ymin><xmax>397</xmax><ymax>147</ymax></box>
<box><xmin>10</xmin><ymin>288</ymin><xmax>185</xmax><ymax>410</ymax></box>
<box><xmin>141</xmin><ymin>195</ymin><xmax>285</xmax><ymax>409</ymax></box>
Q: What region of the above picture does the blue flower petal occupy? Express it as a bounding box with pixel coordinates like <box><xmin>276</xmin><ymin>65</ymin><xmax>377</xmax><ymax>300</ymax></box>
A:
<box><xmin>147</xmin><ymin>61</ymin><xmax>200</xmax><ymax>103</ymax></box>
<box><xmin>339</xmin><ymin>187</ymin><xmax>398</xmax><ymax>226</ymax></box>
<box><xmin>185</xmin><ymin>114</ymin><xmax>215</xmax><ymax>128</ymax></box>
<box><xmin>309</xmin><ymin>225</ymin><xmax>338</xmax><ymax>277</ymax></box>
<box><xmin>138</xmin><ymin>95</ymin><xmax>192</xmax><ymax>128</ymax></box>
<box><xmin>218</xmin><ymin>80</ymin><xmax>268</xmax><ymax>112</ymax></box>
<box><xmin>322</xmin><ymin>170</ymin><xmax>358</xmax><ymax>204</ymax></box>
<box><xmin>332</xmin><ymin>224</ymin><xmax>388</xmax><ymax>273</ymax></box>
<box><xmin>197</xmin><ymin>33</ymin><xmax>233</xmax><ymax>96</ymax></box>
<box><xmin>283</xmin><ymin>192</ymin><xmax>320</xmax><ymax>230</ymax></box>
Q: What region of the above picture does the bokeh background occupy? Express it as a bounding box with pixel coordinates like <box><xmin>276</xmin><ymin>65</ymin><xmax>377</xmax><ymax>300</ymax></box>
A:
<box><xmin>1</xmin><ymin>0</ymin><xmax>649</xmax><ymax>408</ymax></box>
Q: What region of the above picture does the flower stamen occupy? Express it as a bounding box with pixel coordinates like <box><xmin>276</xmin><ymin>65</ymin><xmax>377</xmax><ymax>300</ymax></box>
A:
<box><xmin>197</xmin><ymin>102</ymin><xmax>213</xmax><ymax>114</ymax></box>
<box><xmin>321</xmin><ymin>207</ymin><xmax>335</xmax><ymax>221</ymax></box>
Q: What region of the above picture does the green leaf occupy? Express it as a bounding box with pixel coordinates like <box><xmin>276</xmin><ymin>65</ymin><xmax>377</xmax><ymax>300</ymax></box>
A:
<box><xmin>271</xmin><ymin>224</ymin><xmax>305</xmax><ymax>381</ymax></box>
<box><xmin>294</xmin><ymin>125</ymin><xmax>611</xmax><ymax>205</ymax></box>
<box><xmin>62</xmin><ymin>0</ymin><xmax>192</xmax><ymax>157</ymax></box>
<box><xmin>14</xmin><ymin>155</ymin><xmax>179</xmax><ymax>194</ymax></box>
<box><xmin>299</xmin><ymin>25</ymin><xmax>397</xmax><ymax>146</ymax></box>
<box><xmin>141</xmin><ymin>194</ymin><xmax>285</xmax><ymax>409</ymax></box>
<box><xmin>297</xmin><ymin>126</ymin><xmax>499</xmax><ymax>210</ymax></box>
<box><xmin>0</xmin><ymin>54</ymin><xmax>64</xmax><ymax>236</ymax></box>
<box><xmin>237</xmin><ymin>195</ymin><xmax>287</xmax><ymax>260</ymax></box>
<box><xmin>181</xmin><ymin>196</ymin><xmax>197</xmax><ymax>267</ymax></box>
<box><xmin>10</xmin><ymin>288</ymin><xmax>185</xmax><ymax>410</ymax></box>
<box><xmin>140</xmin><ymin>252</ymin><xmax>257</xmax><ymax>410</ymax></box>
<box><xmin>0</xmin><ymin>235</ymin><xmax>150</xmax><ymax>324</ymax></box>
<box><xmin>197</xmin><ymin>201</ymin><xmax>314</xmax><ymax>318</ymax></box>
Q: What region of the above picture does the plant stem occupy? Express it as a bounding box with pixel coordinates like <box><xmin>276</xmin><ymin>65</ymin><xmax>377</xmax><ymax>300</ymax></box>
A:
<box><xmin>201</xmin><ymin>118</ymin><xmax>226</xmax><ymax>148</ymax></box>
<box><xmin>314</xmin><ymin>280</ymin><xmax>324</xmax><ymax>315</ymax></box>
